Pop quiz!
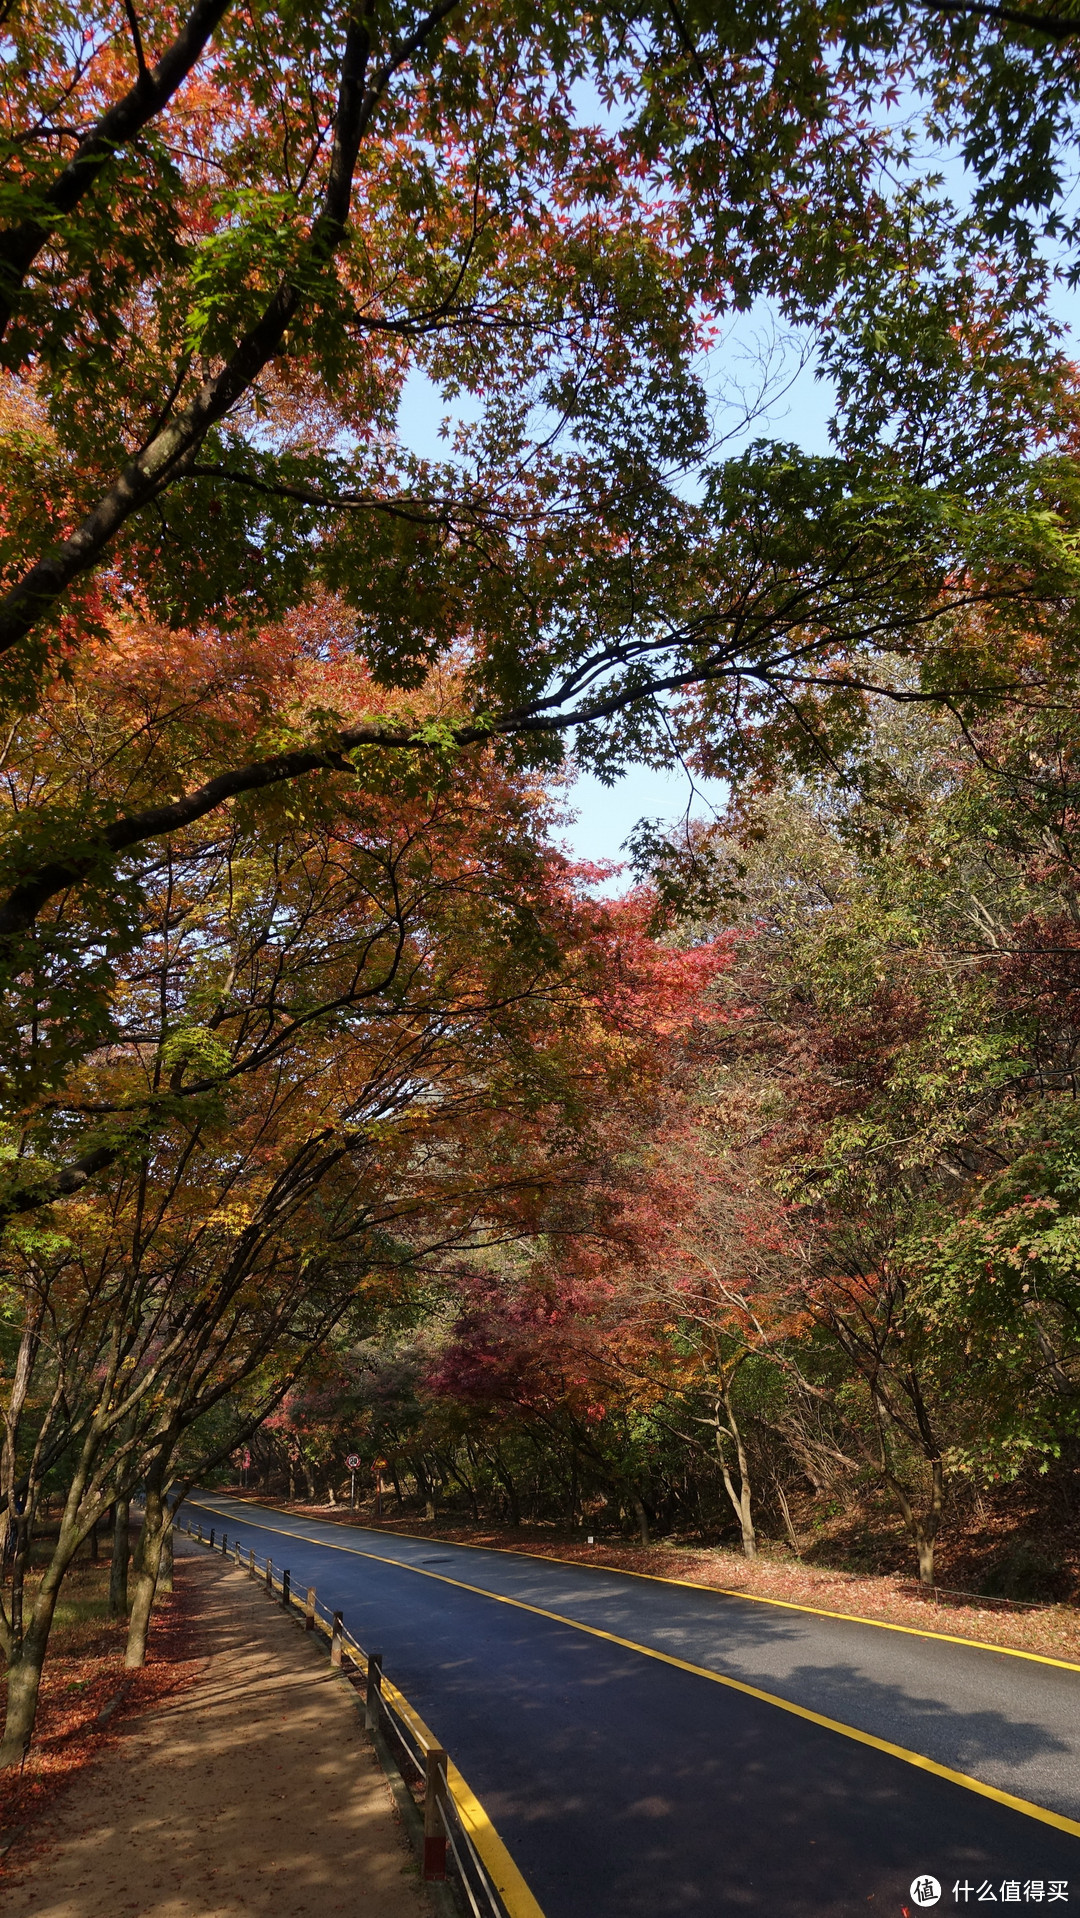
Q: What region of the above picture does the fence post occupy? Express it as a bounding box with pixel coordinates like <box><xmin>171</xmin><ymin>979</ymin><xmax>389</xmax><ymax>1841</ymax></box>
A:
<box><xmin>282</xmin><ymin>1568</ymin><xmax>291</xmax><ymax>1609</ymax></box>
<box><xmin>423</xmin><ymin>1747</ymin><xmax>449</xmax><ymax>1881</ymax></box>
<box><xmin>249</xmin><ymin>1545</ymin><xmax>256</xmax><ymax>1578</ymax></box>
<box><xmin>221</xmin><ymin>1532</ymin><xmax>227</xmax><ymax>1555</ymax></box>
<box><xmin>305</xmin><ymin>1586</ymin><xmax>316</xmax><ymax>1630</ymax></box>
<box><xmin>234</xmin><ymin>1540</ymin><xmax>241</xmax><ymax>1566</ymax></box>
<box><xmin>197</xmin><ymin>1523</ymin><xmax>203</xmax><ymax>1542</ymax></box>
<box><xmin>365</xmin><ymin>1651</ymin><xmax>383</xmax><ymax>1730</ymax></box>
<box><xmin>265</xmin><ymin>1556</ymin><xmax>272</xmax><ymax>1592</ymax></box>
<box><xmin>209</xmin><ymin>1528</ymin><xmax>215</xmax><ymax>1549</ymax></box>
<box><xmin>330</xmin><ymin>1612</ymin><xmax>343</xmax><ymax>1668</ymax></box>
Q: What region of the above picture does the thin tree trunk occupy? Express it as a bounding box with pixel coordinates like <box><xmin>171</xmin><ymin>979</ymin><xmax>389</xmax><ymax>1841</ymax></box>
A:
<box><xmin>630</xmin><ymin>1491</ymin><xmax>650</xmax><ymax>1546</ymax></box>
<box><xmin>158</xmin><ymin>1515</ymin><xmax>174</xmax><ymax>1593</ymax></box>
<box><xmin>416</xmin><ymin>1461</ymin><xmax>436</xmax><ymax>1519</ymax></box>
<box><xmin>491</xmin><ymin>1451</ymin><xmax>520</xmax><ymax>1526</ymax></box>
<box><xmin>874</xmin><ymin>1395</ymin><xmax>944</xmax><ymax>1586</ymax></box>
<box><xmin>717</xmin><ymin>1381</ymin><xmax>756</xmax><ymax>1559</ymax></box>
<box><xmin>774</xmin><ymin>1478</ymin><xmax>802</xmax><ymax>1557</ymax></box>
<box><xmin>6</xmin><ymin>1509</ymin><xmax>30</xmax><ymax>1661</ymax></box>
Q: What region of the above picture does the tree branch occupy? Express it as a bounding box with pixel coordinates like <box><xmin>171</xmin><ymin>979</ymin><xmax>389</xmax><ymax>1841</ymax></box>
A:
<box><xmin>0</xmin><ymin>600</ymin><xmax>1038</xmax><ymax>947</ymax></box>
<box><xmin>0</xmin><ymin>0</ymin><xmax>461</xmax><ymax>662</ymax></box>
<box><xmin>925</xmin><ymin>0</ymin><xmax>1080</xmax><ymax>39</ymax></box>
<box><xmin>0</xmin><ymin>0</ymin><xmax>234</xmax><ymax>344</ymax></box>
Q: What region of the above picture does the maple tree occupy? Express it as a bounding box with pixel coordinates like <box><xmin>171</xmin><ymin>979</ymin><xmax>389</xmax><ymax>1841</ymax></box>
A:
<box><xmin>644</xmin><ymin>691</ymin><xmax>1080</xmax><ymax>1582</ymax></box>
<box><xmin>316</xmin><ymin>689</ymin><xmax>1080</xmax><ymax>1589</ymax></box>
<box><xmin>0</xmin><ymin>626</ymin><xmax>678</xmax><ymax>1765</ymax></box>
<box><xmin>1</xmin><ymin>0</ymin><xmax>1080</xmax><ymax>907</ymax></box>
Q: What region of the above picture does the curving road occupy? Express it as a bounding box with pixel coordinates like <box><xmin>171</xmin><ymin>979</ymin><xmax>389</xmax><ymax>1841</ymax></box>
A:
<box><xmin>186</xmin><ymin>1493</ymin><xmax>1080</xmax><ymax>1918</ymax></box>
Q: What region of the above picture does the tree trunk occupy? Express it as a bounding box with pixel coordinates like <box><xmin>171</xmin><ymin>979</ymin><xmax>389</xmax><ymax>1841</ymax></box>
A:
<box><xmin>109</xmin><ymin>1497</ymin><xmax>130</xmax><ymax>1618</ymax></box>
<box><xmin>874</xmin><ymin>1396</ymin><xmax>944</xmax><ymax>1587</ymax></box>
<box><xmin>630</xmin><ymin>1491</ymin><xmax>650</xmax><ymax>1547</ymax></box>
<box><xmin>0</xmin><ymin>1491</ymin><xmax>92</xmax><ymax>1767</ymax></box>
<box><xmin>717</xmin><ymin>1382</ymin><xmax>756</xmax><ymax>1559</ymax></box>
<box><xmin>157</xmin><ymin>1516</ymin><xmax>174</xmax><ymax>1594</ymax></box>
<box><xmin>5</xmin><ymin>1509</ymin><xmax>30</xmax><ymax>1660</ymax></box>
<box><xmin>491</xmin><ymin>1453</ymin><xmax>520</xmax><ymax>1527</ymax></box>
<box><xmin>0</xmin><ymin>1615</ymin><xmax>55</xmax><ymax>1769</ymax></box>
<box><xmin>916</xmin><ymin>1527</ymin><xmax>937</xmax><ymax>1586</ymax></box>
<box><xmin>415</xmin><ymin>1462</ymin><xmax>437</xmax><ymax>1520</ymax></box>
<box><xmin>443</xmin><ymin>1456</ymin><xmax>480</xmax><ymax>1520</ymax></box>
<box><xmin>774</xmin><ymin>1478</ymin><xmax>802</xmax><ymax>1558</ymax></box>
<box><xmin>125</xmin><ymin>1481</ymin><xmax>166</xmax><ymax>1669</ymax></box>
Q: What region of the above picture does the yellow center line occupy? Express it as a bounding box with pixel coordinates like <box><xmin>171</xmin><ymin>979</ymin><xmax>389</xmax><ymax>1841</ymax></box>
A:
<box><xmin>209</xmin><ymin>1497</ymin><xmax>1080</xmax><ymax>1673</ymax></box>
<box><xmin>189</xmin><ymin>1497</ymin><xmax>1080</xmax><ymax>1844</ymax></box>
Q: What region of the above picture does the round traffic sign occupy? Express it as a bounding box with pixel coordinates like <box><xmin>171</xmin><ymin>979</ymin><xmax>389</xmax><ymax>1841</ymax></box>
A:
<box><xmin>345</xmin><ymin>1453</ymin><xmax>361</xmax><ymax>1470</ymax></box>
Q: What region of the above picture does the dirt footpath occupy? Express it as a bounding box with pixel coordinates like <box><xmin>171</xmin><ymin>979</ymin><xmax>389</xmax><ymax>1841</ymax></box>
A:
<box><xmin>9</xmin><ymin>1544</ymin><xmax>433</xmax><ymax>1918</ymax></box>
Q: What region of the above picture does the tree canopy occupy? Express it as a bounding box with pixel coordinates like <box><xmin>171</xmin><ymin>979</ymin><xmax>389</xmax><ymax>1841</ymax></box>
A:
<box><xmin>6</xmin><ymin>0</ymin><xmax>1080</xmax><ymax>1767</ymax></box>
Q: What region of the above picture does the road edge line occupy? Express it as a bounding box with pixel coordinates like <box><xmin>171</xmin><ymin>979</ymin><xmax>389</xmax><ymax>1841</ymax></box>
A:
<box><xmin>375</xmin><ymin>1672</ymin><xmax>546</xmax><ymax>1918</ymax></box>
<box><xmin>445</xmin><ymin>1759</ymin><xmax>547</xmax><ymax>1918</ymax></box>
<box><xmin>228</xmin><ymin>1502</ymin><xmax>1080</xmax><ymax>1674</ymax></box>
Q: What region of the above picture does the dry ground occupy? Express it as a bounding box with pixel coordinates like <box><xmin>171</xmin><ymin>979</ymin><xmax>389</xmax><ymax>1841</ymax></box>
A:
<box><xmin>0</xmin><ymin>1541</ymin><xmax>201</xmax><ymax>1868</ymax></box>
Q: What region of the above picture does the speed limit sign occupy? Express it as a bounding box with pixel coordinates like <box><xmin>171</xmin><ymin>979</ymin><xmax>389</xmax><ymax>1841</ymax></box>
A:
<box><xmin>345</xmin><ymin>1453</ymin><xmax>361</xmax><ymax>1470</ymax></box>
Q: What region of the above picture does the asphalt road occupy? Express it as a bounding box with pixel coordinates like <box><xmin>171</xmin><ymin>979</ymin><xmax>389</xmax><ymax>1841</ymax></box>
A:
<box><xmin>186</xmin><ymin>1493</ymin><xmax>1080</xmax><ymax>1918</ymax></box>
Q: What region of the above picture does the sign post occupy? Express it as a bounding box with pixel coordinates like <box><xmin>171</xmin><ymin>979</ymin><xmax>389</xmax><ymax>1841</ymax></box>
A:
<box><xmin>345</xmin><ymin>1452</ymin><xmax>361</xmax><ymax>1509</ymax></box>
<box><xmin>374</xmin><ymin>1457</ymin><xmax>388</xmax><ymax>1521</ymax></box>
